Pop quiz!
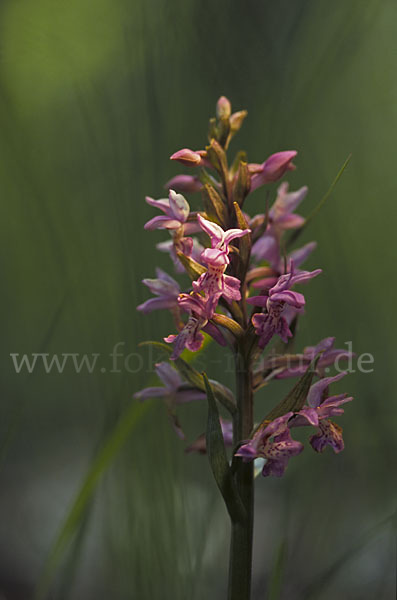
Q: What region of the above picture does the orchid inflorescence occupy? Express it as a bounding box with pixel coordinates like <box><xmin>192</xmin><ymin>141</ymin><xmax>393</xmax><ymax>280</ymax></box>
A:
<box><xmin>136</xmin><ymin>96</ymin><xmax>353</xmax><ymax>482</ymax></box>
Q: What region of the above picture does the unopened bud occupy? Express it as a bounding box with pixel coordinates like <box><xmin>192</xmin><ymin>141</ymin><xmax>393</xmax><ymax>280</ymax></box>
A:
<box><xmin>170</xmin><ymin>148</ymin><xmax>202</xmax><ymax>167</ymax></box>
<box><xmin>229</xmin><ymin>110</ymin><xmax>247</xmax><ymax>134</ymax></box>
<box><xmin>262</xmin><ymin>151</ymin><xmax>297</xmax><ymax>182</ymax></box>
<box><xmin>216</xmin><ymin>96</ymin><xmax>231</xmax><ymax>119</ymax></box>
<box><xmin>250</xmin><ymin>151</ymin><xmax>297</xmax><ymax>192</ymax></box>
<box><xmin>164</xmin><ymin>175</ymin><xmax>203</xmax><ymax>193</ymax></box>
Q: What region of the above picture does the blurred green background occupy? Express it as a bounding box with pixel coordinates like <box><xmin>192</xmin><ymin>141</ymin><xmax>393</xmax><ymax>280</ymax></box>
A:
<box><xmin>0</xmin><ymin>0</ymin><xmax>395</xmax><ymax>598</ymax></box>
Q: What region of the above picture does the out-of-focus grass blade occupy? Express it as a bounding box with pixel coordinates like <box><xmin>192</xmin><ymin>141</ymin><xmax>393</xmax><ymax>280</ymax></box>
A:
<box><xmin>268</xmin><ymin>538</ymin><xmax>288</xmax><ymax>600</ymax></box>
<box><xmin>302</xmin><ymin>510</ymin><xmax>396</xmax><ymax>599</ymax></box>
<box><xmin>36</xmin><ymin>338</ymin><xmax>206</xmax><ymax>598</ymax></box>
<box><xmin>35</xmin><ymin>399</ymin><xmax>152</xmax><ymax>600</ymax></box>
<box><xmin>0</xmin><ymin>290</ymin><xmax>69</xmax><ymax>469</ymax></box>
<box><xmin>55</xmin><ymin>498</ymin><xmax>94</xmax><ymax>599</ymax></box>
<box><xmin>287</xmin><ymin>154</ymin><xmax>351</xmax><ymax>247</ymax></box>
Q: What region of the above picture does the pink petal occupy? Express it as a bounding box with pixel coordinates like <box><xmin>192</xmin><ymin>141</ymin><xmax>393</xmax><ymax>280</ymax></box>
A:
<box><xmin>168</xmin><ymin>189</ymin><xmax>190</xmax><ymax>222</ymax></box>
<box><xmin>197</xmin><ymin>214</ymin><xmax>224</xmax><ymax>245</ymax></box>
<box><xmin>223</xmin><ymin>227</ymin><xmax>251</xmax><ymax>245</ymax></box>
<box><xmin>144</xmin><ymin>216</ymin><xmax>182</xmax><ymax>230</ymax></box>
<box><xmin>155</xmin><ymin>362</ymin><xmax>182</xmax><ymax>390</ymax></box>
<box><xmin>170</xmin><ymin>148</ymin><xmax>202</xmax><ymax>166</ymax></box>
<box><xmin>164</xmin><ymin>175</ymin><xmax>202</xmax><ymax>193</ymax></box>
<box><xmin>145</xmin><ymin>196</ymin><xmax>170</xmax><ymax>214</ymax></box>
<box><xmin>307</xmin><ymin>372</ymin><xmax>348</xmax><ymax>408</ymax></box>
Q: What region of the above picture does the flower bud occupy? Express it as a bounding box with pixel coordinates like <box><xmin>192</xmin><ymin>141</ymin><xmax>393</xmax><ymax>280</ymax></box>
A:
<box><xmin>216</xmin><ymin>96</ymin><xmax>232</xmax><ymax>119</ymax></box>
<box><xmin>262</xmin><ymin>151</ymin><xmax>297</xmax><ymax>182</ymax></box>
<box><xmin>164</xmin><ymin>175</ymin><xmax>203</xmax><ymax>193</ymax></box>
<box><xmin>229</xmin><ymin>110</ymin><xmax>247</xmax><ymax>134</ymax></box>
<box><xmin>170</xmin><ymin>148</ymin><xmax>202</xmax><ymax>166</ymax></box>
<box><xmin>250</xmin><ymin>151</ymin><xmax>297</xmax><ymax>192</ymax></box>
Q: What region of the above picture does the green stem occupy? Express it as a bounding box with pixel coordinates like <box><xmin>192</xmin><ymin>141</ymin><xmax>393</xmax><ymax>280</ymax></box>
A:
<box><xmin>228</xmin><ymin>349</ymin><xmax>254</xmax><ymax>600</ymax></box>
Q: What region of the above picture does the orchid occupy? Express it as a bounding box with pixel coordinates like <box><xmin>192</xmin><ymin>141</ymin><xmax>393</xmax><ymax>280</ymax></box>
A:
<box><xmin>274</xmin><ymin>337</ymin><xmax>355</xmax><ymax>379</ymax></box>
<box><xmin>170</xmin><ymin>148</ymin><xmax>210</xmax><ymax>168</ymax></box>
<box><xmin>144</xmin><ymin>189</ymin><xmax>192</xmax><ymax>231</ymax></box>
<box><xmin>137</xmin><ymin>97</ymin><xmax>354</xmax><ymax>600</ymax></box>
<box><xmin>134</xmin><ymin>361</ymin><xmax>206</xmax><ymax>439</ymax></box>
<box><xmin>236</xmin><ymin>413</ymin><xmax>303</xmax><ymax>477</ymax></box>
<box><xmin>249</xmin><ymin>262</ymin><xmax>322</xmax><ymax>349</ymax></box>
<box><xmin>249</xmin><ymin>151</ymin><xmax>297</xmax><ymax>192</ymax></box>
<box><xmin>251</xmin><ymin>182</ymin><xmax>307</xmax><ymax>269</ymax></box>
<box><xmin>156</xmin><ymin>236</ymin><xmax>204</xmax><ymax>273</ymax></box>
<box><xmin>192</xmin><ymin>214</ymin><xmax>250</xmax><ymax>305</ymax></box>
<box><xmin>144</xmin><ymin>188</ymin><xmax>204</xmax><ymax>273</ymax></box>
<box><xmin>137</xmin><ymin>268</ymin><xmax>180</xmax><ymax>315</ymax></box>
<box><xmin>164</xmin><ymin>291</ymin><xmax>226</xmax><ymax>359</ymax></box>
<box><xmin>292</xmin><ymin>372</ymin><xmax>353</xmax><ymax>453</ymax></box>
<box><xmin>164</xmin><ymin>174</ymin><xmax>203</xmax><ymax>193</ymax></box>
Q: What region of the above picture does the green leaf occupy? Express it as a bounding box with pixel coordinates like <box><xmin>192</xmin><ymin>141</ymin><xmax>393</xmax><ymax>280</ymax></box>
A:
<box><xmin>201</xmin><ymin>184</ymin><xmax>228</xmax><ymax>226</ymax></box>
<box><xmin>207</xmin><ymin>116</ymin><xmax>218</xmax><ymax>142</ymax></box>
<box><xmin>176</xmin><ymin>251</ymin><xmax>206</xmax><ymax>280</ymax></box>
<box><xmin>226</xmin><ymin>110</ymin><xmax>248</xmax><ymax>148</ymax></box>
<box><xmin>203</xmin><ymin>373</ymin><xmax>246</xmax><ymax>524</ymax></box>
<box><xmin>139</xmin><ymin>341</ymin><xmax>236</xmax><ymax>414</ymax></box>
<box><xmin>219</xmin><ymin>297</ymin><xmax>244</xmax><ymax>326</ymax></box>
<box><xmin>35</xmin><ymin>399</ymin><xmax>152</xmax><ymax>600</ymax></box>
<box><xmin>198</xmin><ymin>168</ymin><xmax>221</xmax><ymax>189</ymax></box>
<box><xmin>217</xmin><ymin>115</ymin><xmax>231</xmax><ymax>147</ymax></box>
<box><xmin>211</xmin><ymin>313</ymin><xmax>244</xmax><ymax>339</ymax></box>
<box><xmin>259</xmin><ymin>357</ymin><xmax>319</xmax><ymax>426</ymax></box>
<box><xmin>233</xmin><ymin>201</ymin><xmax>251</xmax><ymax>280</ymax></box>
<box><xmin>229</xmin><ymin>150</ymin><xmax>248</xmax><ymax>176</ymax></box>
<box><xmin>206</xmin><ymin>138</ymin><xmax>228</xmax><ymax>175</ymax></box>
<box><xmin>233</xmin><ymin>161</ymin><xmax>251</xmax><ymax>207</ymax></box>
<box><xmin>206</xmin><ymin>139</ymin><xmax>231</xmax><ymax>199</ymax></box>
<box><xmin>268</xmin><ymin>538</ymin><xmax>288</xmax><ymax>600</ymax></box>
<box><xmin>302</xmin><ymin>511</ymin><xmax>396</xmax><ymax>600</ymax></box>
<box><xmin>251</xmin><ymin>192</ymin><xmax>270</xmax><ymax>243</ymax></box>
<box><xmin>287</xmin><ymin>154</ymin><xmax>351</xmax><ymax>247</ymax></box>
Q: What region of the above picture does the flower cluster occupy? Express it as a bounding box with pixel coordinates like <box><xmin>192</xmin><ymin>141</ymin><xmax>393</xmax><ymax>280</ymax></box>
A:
<box><xmin>236</xmin><ymin>372</ymin><xmax>353</xmax><ymax>476</ymax></box>
<box><xmin>136</xmin><ymin>96</ymin><xmax>353</xmax><ymax>476</ymax></box>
